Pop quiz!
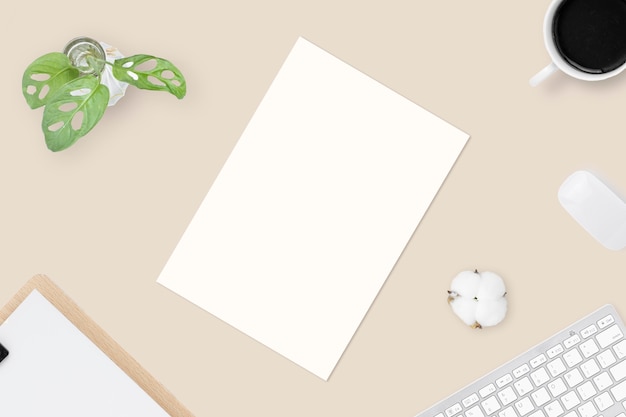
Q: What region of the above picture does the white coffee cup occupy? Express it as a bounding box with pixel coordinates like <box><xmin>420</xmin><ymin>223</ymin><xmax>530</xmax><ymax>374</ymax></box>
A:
<box><xmin>529</xmin><ymin>0</ymin><xmax>626</xmax><ymax>86</ymax></box>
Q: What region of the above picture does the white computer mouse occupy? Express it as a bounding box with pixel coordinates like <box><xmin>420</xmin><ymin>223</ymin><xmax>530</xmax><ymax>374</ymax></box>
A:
<box><xmin>558</xmin><ymin>170</ymin><xmax>626</xmax><ymax>251</ymax></box>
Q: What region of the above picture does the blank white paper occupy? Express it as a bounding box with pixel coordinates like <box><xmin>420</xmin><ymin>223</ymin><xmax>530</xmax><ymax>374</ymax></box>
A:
<box><xmin>157</xmin><ymin>37</ymin><xmax>469</xmax><ymax>380</ymax></box>
<box><xmin>0</xmin><ymin>290</ymin><xmax>170</xmax><ymax>417</ymax></box>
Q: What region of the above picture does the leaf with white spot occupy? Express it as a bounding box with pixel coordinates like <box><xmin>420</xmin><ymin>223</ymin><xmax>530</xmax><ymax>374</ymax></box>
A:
<box><xmin>112</xmin><ymin>54</ymin><xmax>186</xmax><ymax>99</ymax></box>
<box><xmin>42</xmin><ymin>76</ymin><xmax>110</xmax><ymax>152</ymax></box>
<box><xmin>22</xmin><ymin>52</ymin><xmax>80</xmax><ymax>109</ymax></box>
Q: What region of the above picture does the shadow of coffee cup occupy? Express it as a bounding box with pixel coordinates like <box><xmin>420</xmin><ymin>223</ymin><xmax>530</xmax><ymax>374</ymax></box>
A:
<box><xmin>530</xmin><ymin>0</ymin><xmax>626</xmax><ymax>86</ymax></box>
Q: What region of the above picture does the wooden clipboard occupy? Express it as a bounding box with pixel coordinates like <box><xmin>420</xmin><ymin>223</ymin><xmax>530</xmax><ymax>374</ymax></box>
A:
<box><xmin>0</xmin><ymin>274</ymin><xmax>194</xmax><ymax>417</ymax></box>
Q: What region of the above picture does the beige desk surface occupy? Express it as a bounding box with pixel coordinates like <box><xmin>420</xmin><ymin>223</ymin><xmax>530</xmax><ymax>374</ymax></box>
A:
<box><xmin>2</xmin><ymin>1</ymin><xmax>626</xmax><ymax>416</ymax></box>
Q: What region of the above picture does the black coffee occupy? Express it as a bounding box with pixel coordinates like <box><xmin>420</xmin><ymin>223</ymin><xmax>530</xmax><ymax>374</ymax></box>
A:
<box><xmin>553</xmin><ymin>0</ymin><xmax>626</xmax><ymax>74</ymax></box>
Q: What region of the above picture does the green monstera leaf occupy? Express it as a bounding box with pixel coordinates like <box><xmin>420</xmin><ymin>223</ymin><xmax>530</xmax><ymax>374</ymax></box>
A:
<box><xmin>42</xmin><ymin>76</ymin><xmax>110</xmax><ymax>152</ymax></box>
<box><xmin>112</xmin><ymin>54</ymin><xmax>186</xmax><ymax>99</ymax></box>
<box><xmin>22</xmin><ymin>52</ymin><xmax>80</xmax><ymax>109</ymax></box>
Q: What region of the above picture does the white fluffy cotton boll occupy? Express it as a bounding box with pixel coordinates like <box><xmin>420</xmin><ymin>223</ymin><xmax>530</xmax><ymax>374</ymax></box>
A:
<box><xmin>448</xmin><ymin>269</ymin><xmax>507</xmax><ymax>329</ymax></box>
<box><xmin>450</xmin><ymin>270</ymin><xmax>481</xmax><ymax>299</ymax></box>
<box><xmin>475</xmin><ymin>298</ymin><xmax>508</xmax><ymax>327</ymax></box>
<box><xmin>476</xmin><ymin>271</ymin><xmax>507</xmax><ymax>301</ymax></box>
<box><xmin>450</xmin><ymin>297</ymin><xmax>478</xmax><ymax>327</ymax></box>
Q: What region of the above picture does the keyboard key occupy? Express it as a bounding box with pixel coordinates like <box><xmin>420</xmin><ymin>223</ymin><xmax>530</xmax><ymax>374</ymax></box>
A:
<box><xmin>531</xmin><ymin>354</ymin><xmax>547</xmax><ymax>368</ymax></box>
<box><xmin>531</xmin><ymin>387</ymin><xmax>550</xmax><ymax>407</ymax></box>
<box><xmin>463</xmin><ymin>394</ymin><xmax>480</xmax><ymax>408</ymax></box>
<box><xmin>564</xmin><ymin>334</ymin><xmax>581</xmax><ymax>349</ymax></box>
<box><xmin>545</xmin><ymin>400</ymin><xmax>564</xmax><ymax>417</ymax></box>
<box><xmin>597</xmin><ymin>350</ymin><xmax>616</xmax><ymax>368</ymax></box>
<box><xmin>577</xmin><ymin>381</ymin><xmax>597</xmax><ymax>401</ymax></box>
<box><xmin>581</xmin><ymin>325</ymin><xmax>598</xmax><ymax>339</ymax></box>
<box><xmin>515</xmin><ymin>397</ymin><xmax>535</xmax><ymax>416</ymax></box>
<box><xmin>499</xmin><ymin>406</ymin><xmax>516</xmax><ymax>417</ymax></box>
<box><xmin>514</xmin><ymin>364</ymin><xmax>530</xmax><ymax>378</ymax></box>
<box><xmin>547</xmin><ymin>358</ymin><xmax>566</xmax><ymax>377</ymax></box>
<box><xmin>479</xmin><ymin>383</ymin><xmax>497</xmax><ymax>398</ymax></box>
<box><xmin>445</xmin><ymin>403</ymin><xmax>463</xmax><ymax>417</ymax></box>
<box><xmin>610</xmin><ymin>380</ymin><xmax>626</xmax><ymax>401</ymax></box>
<box><xmin>579</xmin><ymin>340</ymin><xmax>599</xmax><ymax>358</ymax></box>
<box><xmin>498</xmin><ymin>387</ymin><xmax>517</xmax><ymax>406</ymax></box>
<box><xmin>547</xmin><ymin>344</ymin><xmax>564</xmax><ymax>358</ymax></box>
<box><xmin>482</xmin><ymin>396</ymin><xmax>501</xmax><ymax>414</ymax></box>
<box><xmin>548</xmin><ymin>378</ymin><xmax>567</xmax><ymax>397</ymax></box>
<box><xmin>611</xmin><ymin>361</ymin><xmax>626</xmax><ymax>382</ymax></box>
<box><xmin>466</xmin><ymin>405</ymin><xmax>485</xmax><ymax>417</ymax></box>
<box><xmin>597</xmin><ymin>314</ymin><xmax>615</xmax><ymax>329</ymax></box>
<box><xmin>531</xmin><ymin>368</ymin><xmax>550</xmax><ymax>387</ymax></box>
<box><xmin>593</xmin><ymin>371</ymin><xmax>613</xmax><ymax>391</ymax></box>
<box><xmin>564</xmin><ymin>368</ymin><xmax>584</xmax><ymax>388</ymax></box>
<box><xmin>561</xmin><ymin>391</ymin><xmax>581</xmax><ymax>410</ymax></box>
<box><xmin>596</xmin><ymin>325</ymin><xmax>623</xmax><ymax>349</ymax></box>
<box><xmin>577</xmin><ymin>401</ymin><xmax>597</xmax><ymax>417</ymax></box>
<box><xmin>563</xmin><ymin>349</ymin><xmax>583</xmax><ymax>367</ymax></box>
<box><xmin>528</xmin><ymin>410</ymin><xmax>546</xmax><ymax>417</ymax></box>
<box><xmin>497</xmin><ymin>374</ymin><xmax>514</xmax><ymax>388</ymax></box>
<box><xmin>593</xmin><ymin>392</ymin><xmax>613</xmax><ymax>411</ymax></box>
<box><xmin>581</xmin><ymin>359</ymin><xmax>600</xmax><ymax>378</ymax></box>
<box><xmin>614</xmin><ymin>340</ymin><xmax>626</xmax><ymax>359</ymax></box>
<box><xmin>515</xmin><ymin>377</ymin><xmax>534</xmax><ymax>396</ymax></box>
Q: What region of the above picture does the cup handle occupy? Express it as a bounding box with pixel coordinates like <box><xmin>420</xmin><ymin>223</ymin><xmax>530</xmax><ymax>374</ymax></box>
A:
<box><xmin>529</xmin><ymin>62</ymin><xmax>558</xmax><ymax>87</ymax></box>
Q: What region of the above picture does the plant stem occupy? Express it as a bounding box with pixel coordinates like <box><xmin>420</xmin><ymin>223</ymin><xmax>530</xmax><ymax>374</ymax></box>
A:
<box><xmin>83</xmin><ymin>56</ymin><xmax>112</xmax><ymax>67</ymax></box>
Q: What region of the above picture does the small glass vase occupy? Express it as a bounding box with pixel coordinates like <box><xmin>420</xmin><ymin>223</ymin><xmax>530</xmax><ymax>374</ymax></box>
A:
<box><xmin>63</xmin><ymin>36</ymin><xmax>106</xmax><ymax>76</ymax></box>
<box><xmin>62</xmin><ymin>36</ymin><xmax>129</xmax><ymax>106</ymax></box>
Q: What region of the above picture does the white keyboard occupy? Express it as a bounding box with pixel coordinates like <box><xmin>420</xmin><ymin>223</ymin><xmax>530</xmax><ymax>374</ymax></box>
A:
<box><xmin>415</xmin><ymin>305</ymin><xmax>626</xmax><ymax>417</ymax></box>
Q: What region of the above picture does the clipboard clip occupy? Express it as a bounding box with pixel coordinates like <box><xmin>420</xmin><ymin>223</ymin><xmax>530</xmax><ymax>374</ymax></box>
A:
<box><xmin>0</xmin><ymin>342</ymin><xmax>8</xmax><ymax>364</ymax></box>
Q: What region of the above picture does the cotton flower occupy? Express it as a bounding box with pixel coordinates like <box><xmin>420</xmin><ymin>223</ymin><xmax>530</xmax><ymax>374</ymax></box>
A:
<box><xmin>447</xmin><ymin>270</ymin><xmax>507</xmax><ymax>329</ymax></box>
